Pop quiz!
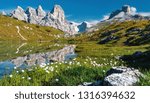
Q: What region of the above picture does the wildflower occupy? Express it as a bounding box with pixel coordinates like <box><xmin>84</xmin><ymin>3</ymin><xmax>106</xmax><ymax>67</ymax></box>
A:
<box><xmin>14</xmin><ymin>67</ymin><xmax>17</xmax><ymax>69</ymax></box>
<box><xmin>16</xmin><ymin>71</ymin><xmax>19</xmax><ymax>73</ymax></box>
<box><xmin>44</xmin><ymin>66</ymin><xmax>49</xmax><ymax>70</ymax></box>
<box><xmin>77</xmin><ymin>62</ymin><xmax>80</xmax><ymax>65</ymax></box>
<box><xmin>103</xmin><ymin>70</ymin><xmax>106</xmax><ymax>73</ymax></box>
<box><xmin>9</xmin><ymin>75</ymin><xmax>13</xmax><ymax>78</ymax></box>
<box><xmin>64</xmin><ymin>61</ymin><xmax>68</xmax><ymax>64</ymax></box>
<box><xmin>84</xmin><ymin>62</ymin><xmax>87</xmax><ymax>64</ymax></box>
<box><xmin>28</xmin><ymin>77</ymin><xmax>31</xmax><ymax>80</ymax></box>
<box><xmin>21</xmin><ymin>70</ymin><xmax>25</xmax><ymax>73</ymax></box>
<box><xmin>40</xmin><ymin>63</ymin><xmax>46</xmax><ymax>68</ymax></box>
<box><xmin>28</xmin><ymin>69</ymin><xmax>33</xmax><ymax>71</ymax></box>
<box><xmin>69</xmin><ymin>61</ymin><xmax>72</xmax><ymax>65</ymax></box>
<box><xmin>59</xmin><ymin>63</ymin><xmax>62</xmax><ymax>65</ymax></box>
<box><xmin>49</xmin><ymin>67</ymin><xmax>54</xmax><ymax>72</ymax></box>
<box><xmin>46</xmin><ymin>70</ymin><xmax>50</xmax><ymax>73</ymax></box>
<box><xmin>22</xmin><ymin>77</ymin><xmax>25</xmax><ymax>79</ymax></box>
<box><xmin>55</xmin><ymin>79</ymin><xmax>59</xmax><ymax>82</ymax></box>
<box><xmin>73</xmin><ymin>58</ymin><xmax>76</xmax><ymax>61</ymax></box>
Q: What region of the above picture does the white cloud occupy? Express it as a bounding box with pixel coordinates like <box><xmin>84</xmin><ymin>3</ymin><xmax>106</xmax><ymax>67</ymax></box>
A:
<box><xmin>138</xmin><ymin>12</ymin><xmax>150</xmax><ymax>16</ymax></box>
<box><xmin>102</xmin><ymin>15</ymin><xmax>109</xmax><ymax>20</ymax></box>
<box><xmin>130</xmin><ymin>7</ymin><xmax>137</xmax><ymax>14</ymax></box>
<box><xmin>88</xmin><ymin>20</ymin><xmax>100</xmax><ymax>25</ymax></box>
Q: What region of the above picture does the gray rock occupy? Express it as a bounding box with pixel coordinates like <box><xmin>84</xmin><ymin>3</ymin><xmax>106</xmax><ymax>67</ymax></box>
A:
<box><xmin>133</xmin><ymin>51</ymin><xmax>143</xmax><ymax>57</ymax></box>
<box><xmin>51</xmin><ymin>5</ymin><xmax>65</xmax><ymax>23</ymax></box>
<box><xmin>11</xmin><ymin>5</ymin><xmax>78</xmax><ymax>35</ymax></box>
<box><xmin>78</xmin><ymin>21</ymin><xmax>91</xmax><ymax>32</ymax></box>
<box><xmin>79</xmin><ymin>80</ymin><xmax>103</xmax><ymax>86</ymax></box>
<box><xmin>11</xmin><ymin>6</ymin><xmax>28</xmax><ymax>21</ymax></box>
<box><xmin>104</xmin><ymin>67</ymin><xmax>142</xmax><ymax>86</ymax></box>
<box><xmin>26</xmin><ymin>7</ymin><xmax>38</xmax><ymax>24</ymax></box>
<box><xmin>36</xmin><ymin>5</ymin><xmax>46</xmax><ymax>20</ymax></box>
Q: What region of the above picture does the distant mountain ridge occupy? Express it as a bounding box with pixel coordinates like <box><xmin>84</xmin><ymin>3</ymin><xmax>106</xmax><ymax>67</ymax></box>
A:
<box><xmin>106</xmin><ymin>5</ymin><xmax>150</xmax><ymax>21</ymax></box>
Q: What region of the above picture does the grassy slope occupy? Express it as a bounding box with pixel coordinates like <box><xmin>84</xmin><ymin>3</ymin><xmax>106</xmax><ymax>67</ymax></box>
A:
<box><xmin>74</xmin><ymin>20</ymin><xmax>150</xmax><ymax>46</ymax></box>
<box><xmin>0</xmin><ymin>15</ymin><xmax>64</xmax><ymax>41</ymax></box>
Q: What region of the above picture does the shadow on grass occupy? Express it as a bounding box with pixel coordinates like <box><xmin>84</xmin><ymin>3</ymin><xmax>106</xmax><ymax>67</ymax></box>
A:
<box><xmin>121</xmin><ymin>50</ymin><xmax>150</xmax><ymax>70</ymax></box>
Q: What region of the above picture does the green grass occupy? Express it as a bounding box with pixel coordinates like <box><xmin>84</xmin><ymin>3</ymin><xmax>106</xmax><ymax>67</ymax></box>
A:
<box><xmin>74</xmin><ymin>20</ymin><xmax>150</xmax><ymax>46</ymax></box>
<box><xmin>0</xmin><ymin>57</ymin><xmax>109</xmax><ymax>86</ymax></box>
<box><xmin>0</xmin><ymin>41</ymin><xmax>149</xmax><ymax>86</ymax></box>
<box><xmin>0</xmin><ymin>15</ymin><xmax>64</xmax><ymax>41</ymax></box>
<box><xmin>0</xmin><ymin>41</ymin><xmax>65</xmax><ymax>61</ymax></box>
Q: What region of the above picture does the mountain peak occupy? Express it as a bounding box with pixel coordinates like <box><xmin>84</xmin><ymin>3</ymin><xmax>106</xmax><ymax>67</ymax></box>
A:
<box><xmin>37</xmin><ymin>5</ymin><xmax>43</xmax><ymax>10</ymax></box>
<box><xmin>122</xmin><ymin>5</ymin><xmax>131</xmax><ymax>13</ymax></box>
<box><xmin>51</xmin><ymin>5</ymin><xmax>65</xmax><ymax>22</ymax></box>
<box><xmin>108</xmin><ymin>5</ymin><xmax>137</xmax><ymax>20</ymax></box>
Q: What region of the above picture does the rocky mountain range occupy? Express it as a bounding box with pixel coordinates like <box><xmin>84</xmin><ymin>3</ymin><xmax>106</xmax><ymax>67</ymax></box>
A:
<box><xmin>106</xmin><ymin>5</ymin><xmax>150</xmax><ymax>21</ymax></box>
<box><xmin>11</xmin><ymin>5</ymin><xmax>78</xmax><ymax>35</ymax></box>
<box><xmin>4</xmin><ymin>4</ymin><xmax>150</xmax><ymax>35</ymax></box>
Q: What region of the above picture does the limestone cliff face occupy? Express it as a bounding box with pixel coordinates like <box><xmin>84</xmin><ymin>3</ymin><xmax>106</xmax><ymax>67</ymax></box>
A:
<box><xmin>11</xmin><ymin>5</ymin><xmax>78</xmax><ymax>35</ymax></box>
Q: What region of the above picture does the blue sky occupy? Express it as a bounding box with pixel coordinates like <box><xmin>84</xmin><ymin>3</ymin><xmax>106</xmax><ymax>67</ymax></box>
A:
<box><xmin>0</xmin><ymin>0</ymin><xmax>150</xmax><ymax>22</ymax></box>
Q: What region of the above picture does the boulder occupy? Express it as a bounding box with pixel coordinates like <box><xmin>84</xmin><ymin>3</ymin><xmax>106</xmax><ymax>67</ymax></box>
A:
<box><xmin>103</xmin><ymin>67</ymin><xmax>142</xmax><ymax>86</ymax></box>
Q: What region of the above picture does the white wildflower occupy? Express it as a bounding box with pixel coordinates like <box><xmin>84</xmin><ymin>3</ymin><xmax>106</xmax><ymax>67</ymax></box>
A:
<box><xmin>21</xmin><ymin>70</ymin><xmax>25</xmax><ymax>73</ymax></box>
<box><xmin>14</xmin><ymin>67</ymin><xmax>17</xmax><ymax>69</ymax></box>
<box><xmin>28</xmin><ymin>77</ymin><xmax>31</xmax><ymax>80</ymax></box>
<box><xmin>55</xmin><ymin>79</ymin><xmax>59</xmax><ymax>82</ymax></box>
<box><xmin>40</xmin><ymin>63</ymin><xmax>46</xmax><ymax>68</ymax></box>
<box><xmin>9</xmin><ymin>75</ymin><xmax>13</xmax><ymax>78</ymax></box>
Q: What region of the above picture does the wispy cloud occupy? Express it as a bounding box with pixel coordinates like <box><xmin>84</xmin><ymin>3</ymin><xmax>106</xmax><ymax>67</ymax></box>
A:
<box><xmin>88</xmin><ymin>20</ymin><xmax>100</xmax><ymax>25</ymax></box>
<box><xmin>0</xmin><ymin>8</ymin><xmax>14</xmax><ymax>13</ymax></box>
<box><xmin>66</xmin><ymin>14</ymin><xmax>72</xmax><ymax>18</ymax></box>
<box><xmin>138</xmin><ymin>12</ymin><xmax>150</xmax><ymax>16</ymax></box>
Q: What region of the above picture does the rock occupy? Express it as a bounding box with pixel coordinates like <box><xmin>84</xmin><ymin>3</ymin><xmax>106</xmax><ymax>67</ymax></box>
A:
<box><xmin>26</xmin><ymin>7</ymin><xmax>38</xmax><ymax>24</ymax></box>
<box><xmin>11</xmin><ymin>6</ymin><xmax>28</xmax><ymax>21</ymax></box>
<box><xmin>133</xmin><ymin>51</ymin><xmax>143</xmax><ymax>57</ymax></box>
<box><xmin>99</xmin><ymin>36</ymin><xmax>119</xmax><ymax>44</ymax></box>
<box><xmin>51</xmin><ymin>5</ymin><xmax>65</xmax><ymax>23</ymax></box>
<box><xmin>11</xmin><ymin>5</ymin><xmax>78</xmax><ymax>35</ymax></box>
<box><xmin>36</xmin><ymin>5</ymin><xmax>46</xmax><ymax>20</ymax></box>
<box><xmin>122</xmin><ymin>5</ymin><xmax>131</xmax><ymax>13</ymax></box>
<box><xmin>78</xmin><ymin>21</ymin><xmax>91</xmax><ymax>32</ymax></box>
<box><xmin>79</xmin><ymin>80</ymin><xmax>103</xmax><ymax>86</ymax></box>
<box><xmin>104</xmin><ymin>67</ymin><xmax>142</xmax><ymax>86</ymax></box>
<box><xmin>107</xmin><ymin>5</ymin><xmax>150</xmax><ymax>21</ymax></box>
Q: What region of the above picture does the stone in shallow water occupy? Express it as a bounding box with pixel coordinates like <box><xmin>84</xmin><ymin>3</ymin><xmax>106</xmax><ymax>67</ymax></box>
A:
<box><xmin>103</xmin><ymin>66</ymin><xmax>142</xmax><ymax>86</ymax></box>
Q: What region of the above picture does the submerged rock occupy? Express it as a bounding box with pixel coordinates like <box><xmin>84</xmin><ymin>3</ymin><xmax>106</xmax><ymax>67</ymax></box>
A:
<box><xmin>103</xmin><ymin>66</ymin><xmax>142</xmax><ymax>86</ymax></box>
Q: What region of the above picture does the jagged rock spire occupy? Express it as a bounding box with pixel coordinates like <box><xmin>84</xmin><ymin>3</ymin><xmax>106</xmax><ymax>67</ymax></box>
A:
<box><xmin>51</xmin><ymin>5</ymin><xmax>65</xmax><ymax>22</ymax></box>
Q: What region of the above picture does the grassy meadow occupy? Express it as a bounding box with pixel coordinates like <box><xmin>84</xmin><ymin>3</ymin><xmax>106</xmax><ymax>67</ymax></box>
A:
<box><xmin>0</xmin><ymin>15</ymin><xmax>150</xmax><ymax>86</ymax></box>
